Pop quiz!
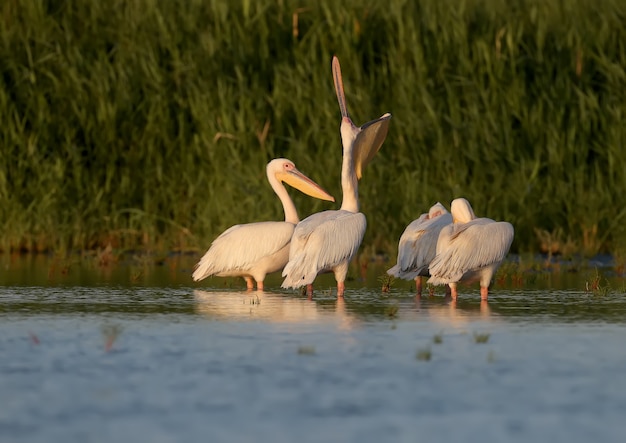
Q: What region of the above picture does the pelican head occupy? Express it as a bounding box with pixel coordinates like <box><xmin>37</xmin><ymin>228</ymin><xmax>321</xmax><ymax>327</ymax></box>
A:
<box><xmin>268</xmin><ymin>158</ymin><xmax>335</xmax><ymax>202</ymax></box>
<box><xmin>428</xmin><ymin>202</ymin><xmax>448</xmax><ymax>219</ymax></box>
<box><xmin>451</xmin><ymin>198</ymin><xmax>477</xmax><ymax>223</ymax></box>
<box><xmin>332</xmin><ymin>56</ymin><xmax>392</xmax><ymax>180</ymax></box>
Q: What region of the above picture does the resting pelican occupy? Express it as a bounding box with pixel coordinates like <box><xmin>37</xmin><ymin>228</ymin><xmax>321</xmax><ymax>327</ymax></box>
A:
<box><xmin>387</xmin><ymin>202</ymin><xmax>453</xmax><ymax>295</ymax></box>
<box><xmin>427</xmin><ymin>198</ymin><xmax>514</xmax><ymax>300</ymax></box>
<box><xmin>281</xmin><ymin>56</ymin><xmax>391</xmax><ymax>297</ymax></box>
<box><xmin>192</xmin><ymin>158</ymin><xmax>334</xmax><ymax>290</ymax></box>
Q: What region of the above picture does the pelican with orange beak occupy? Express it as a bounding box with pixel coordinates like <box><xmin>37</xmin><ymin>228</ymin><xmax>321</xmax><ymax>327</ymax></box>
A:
<box><xmin>192</xmin><ymin>158</ymin><xmax>334</xmax><ymax>290</ymax></box>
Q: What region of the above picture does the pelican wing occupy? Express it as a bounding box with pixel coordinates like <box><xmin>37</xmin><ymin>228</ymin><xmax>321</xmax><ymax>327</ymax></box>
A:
<box><xmin>353</xmin><ymin>114</ymin><xmax>392</xmax><ymax>179</ymax></box>
<box><xmin>428</xmin><ymin>219</ymin><xmax>514</xmax><ymax>284</ymax></box>
<box><xmin>389</xmin><ymin>213</ymin><xmax>452</xmax><ymax>279</ymax></box>
<box><xmin>282</xmin><ymin>210</ymin><xmax>367</xmax><ymax>288</ymax></box>
<box><xmin>192</xmin><ymin>221</ymin><xmax>294</xmax><ymax>281</ymax></box>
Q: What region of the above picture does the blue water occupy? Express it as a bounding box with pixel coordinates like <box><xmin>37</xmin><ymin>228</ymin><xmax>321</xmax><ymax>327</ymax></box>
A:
<box><xmin>1</xmin><ymin>258</ymin><xmax>626</xmax><ymax>442</ymax></box>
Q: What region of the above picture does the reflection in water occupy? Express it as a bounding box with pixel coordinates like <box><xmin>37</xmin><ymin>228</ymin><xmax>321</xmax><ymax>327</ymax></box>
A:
<box><xmin>405</xmin><ymin>295</ymin><xmax>495</xmax><ymax>327</ymax></box>
<box><xmin>193</xmin><ymin>290</ymin><xmax>357</xmax><ymax>329</ymax></box>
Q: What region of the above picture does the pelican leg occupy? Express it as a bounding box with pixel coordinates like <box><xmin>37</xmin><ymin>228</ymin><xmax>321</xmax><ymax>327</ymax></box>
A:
<box><xmin>245</xmin><ymin>277</ymin><xmax>254</xmax><ymax>291</ymax></box>
<box><xmin>449</xmin><ymin>283</ymin><xmax>458</xmax><ymax>300</ymax></box>
<box><xmin>480</xmin><ymin>286</ymin><xmax>488</xmax><ymax>300</ymax></box>
<box><xmin>257</xmin><ymin>281</ymin><xmax>264</xmax><ymax>291</ymax></box>
<box><xmin>415</xmin><ymin>277</ymin><xmax>423</xmax><ymax>296</ymax></box>
<box><xmin>306</xmin><ymin>284</ymin><xmax>314</xmax><ymax>297</ymax></box>
<box><xmin>337</xmin><ymin>281</ymin><xmax>345</xmax><ymax>297</ymax></box>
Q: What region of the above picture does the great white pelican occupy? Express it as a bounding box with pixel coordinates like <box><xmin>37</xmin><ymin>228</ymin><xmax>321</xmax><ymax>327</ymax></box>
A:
<box><xmin>387</xmin><ymin>202</ymin><xmax>453</xmax><ymax>295</ymax></box>
<box><xmin>192</xmin><ymin>158</ymin><xmax>334</xmax><ymax>290</ymax></box>
<box><xmin>427</xmin><ymin>198</ymin><xmax>514</xmax><ymax>300</ymax></box>
<box><xmin>281</xmin><ymin>56</ymin><xmax>391</xmax><ymax>297</ymax></box>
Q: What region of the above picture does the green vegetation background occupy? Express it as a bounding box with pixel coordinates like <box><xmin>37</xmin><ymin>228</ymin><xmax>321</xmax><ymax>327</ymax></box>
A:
<box><xmin>1</xmin><ymin>0</ymin><xmax>625</xmax><ymax>259</ymax></box>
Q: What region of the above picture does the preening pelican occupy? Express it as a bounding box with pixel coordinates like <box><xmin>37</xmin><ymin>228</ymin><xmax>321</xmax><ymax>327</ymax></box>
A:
<box><xmin>192</xmin><ymin>158</ymin><xmax>334</xmax><ymax>290</ymax></box>
<box><xmin>281</xmin><ymin>56</ymin><xmax>391</xmax><ymax>297</ymax></box>
<box><xmin>387</xmin><ymin>202</ymin><xmax>453</xmax><ymax>295</ymax></box>
<box><xmin>427</xmin><ymin>198</ymin><xmax>514</xmax><ymax>300</ymax></box>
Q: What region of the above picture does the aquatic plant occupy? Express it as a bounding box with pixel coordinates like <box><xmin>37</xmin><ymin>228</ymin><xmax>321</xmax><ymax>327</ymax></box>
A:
<box><xmin>426</xmin><ymin>283</ymin><xmax>436</xmax><ymax>297</ymax></box>
<box><xmin>28</xmin><ymin>332</ymin><xmax>40</xmax><ymax>346</ymax></box>
<box><xmin>378</xmin><ymin>274</ymin><xmax>394</xmax><ymax>293</ymax></box>
<box><xmin>473</xmin><ymin>332</ymin><xmax>491</xmax><ymax>344</ymax></box>
<box><xmin>297</xmin><ymin>345</ymin><xmax>316</xmax><ymax>355</ymax></box>
<box><xmin>384</xmin><ymin>303</ymin><xmax>399</xmax><ymax>318</ymax></box>
<box><xmin>101</xmin><ymin>324</ymin><xmax>123</xmax><ymax>352</ymax></box>
<box><xmin>416</xmin><ymin>347</ymin><xmax>432</xmax><ymax>361</ymax></box>
<box><xmin>585</xmin><ymin>268</ymin><xmax>612</xmax><ymax>296</ymax></box>
<box><xmin>432</xmin><ymin>332</ymin><xmax>443</xmax><ymax>344</ymax></box>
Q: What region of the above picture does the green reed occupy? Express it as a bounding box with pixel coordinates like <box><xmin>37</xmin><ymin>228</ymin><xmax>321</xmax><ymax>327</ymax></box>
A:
<box><xmin>1</xmin><ymin>0</ymin><xmax>625</xmax><ymax>258</ymax></box>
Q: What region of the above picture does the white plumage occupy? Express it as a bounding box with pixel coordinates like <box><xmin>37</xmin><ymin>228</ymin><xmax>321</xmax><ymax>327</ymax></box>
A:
<box><xmin>387</xmin><ymin>202</ymin><xmax>452</xmax><ymax>294</ymax></box>
<box><xmin>192</xmin><ymin>158</ymin><xmax>334</xmax><ymax>290</ymax></box>
<box><xmin>281</xmin><ymin>210</ymin><xmax>366</xmax><ymax>290</ymax></box>
<box><xmin>428</xmin><ymin>198</ymin><xmax>514</xmax><ymax>300</ymax></box>
<box><xmin>281</xmin><ymin>56</ymin><xmax>391</xmax><ymax>297</ymax></box>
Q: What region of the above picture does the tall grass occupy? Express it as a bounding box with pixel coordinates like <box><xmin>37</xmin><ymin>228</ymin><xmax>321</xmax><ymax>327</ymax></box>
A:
<box><xmin>0</xmin><ymin>0</ymin><xmax>625</xmax><ymax>258</ymax></box>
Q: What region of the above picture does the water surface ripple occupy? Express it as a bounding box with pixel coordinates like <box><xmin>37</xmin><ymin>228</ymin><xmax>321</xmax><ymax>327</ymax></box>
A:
<box><xmin>1</xmin><ymin>277</ymin><xmax>626</xmax><ymax>443</ymax></box>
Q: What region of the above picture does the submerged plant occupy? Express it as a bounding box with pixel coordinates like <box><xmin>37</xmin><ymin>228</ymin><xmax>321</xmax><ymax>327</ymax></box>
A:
<box><xmin>427</xmin><ymin>284</ymin><xmax>436</xmax><ymax>297</ymax></box>
<box><xmin>384</xmin><ymin>303</ymin><xmax>399</xmax><ymax>319</ymax></box>
<box><xmin>433</xmin><ymin>332</ymin><xmax>443</xmax><ymax>344</ymax></box>
<box><xmin>28</xmin><ymin>332</ymin><xmax>40</xmax><ymax>345</ymax></box>
<box><xmin>416</xmin><ymin>347</ymin><xmax>432</xmax><ymax>361</ymax></box>
<box><xmin>473</xmin><ymin>332</ymin><xmax>491</xmax><ymax>344</ymax></box>
<box><xmin>130</xmin><ymin>269</ymin><xmax>143</xmax><ymax>283</ymax></box>
<box><xmin>102</xmin><ymin>324</ymin><xmax>123</xmax><ymax>352</ymax></box>
<box><xmin>585</xmin><ymin>268</ymin><xmax>612</xmax><ymax>296</ymax></box>
<box><xmin>297</xmin><ymin>345</ymin><xmax>316</xmax><ymax>355</ymax></box>
<box><xmin>378</xmin><ymin>274</ymin><xmax>394</xmax><ymax>293</ymax></box>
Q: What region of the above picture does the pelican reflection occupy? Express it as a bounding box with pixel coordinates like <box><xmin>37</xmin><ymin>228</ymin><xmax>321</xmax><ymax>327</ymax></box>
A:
<box><xmin>193</xmin><ymin>290</ymin><xmax>356</xmax><ymax>329</ymax></box>
<box><xmin>405</xmin><ymin>296</ymin><xmax>494</xmax><ymax>327</ymax></box>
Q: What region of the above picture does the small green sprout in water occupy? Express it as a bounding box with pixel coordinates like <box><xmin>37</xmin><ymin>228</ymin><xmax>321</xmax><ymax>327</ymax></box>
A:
<box><xmin>384</xmin><ymin>303</ymin><xmax>399</xmax><ymax>319</ymax></box>
<box><xmin>378</xmin><ymin>274</ymin><xmax>394</xmax><ymax>293</ymax></box>
<box><xmin>585</xmin><ymin>268</ymin><xmax>611</xmax><ymax>296</ymax></box>
<box><xmin>102</xmin><ymin>324</ymin><xmax>123</xmax><ymax>352</ymax></box>
<box><xmin>29</xmin><ymin>332</ymin><xmax>40</xmax><ymax>345</ymax></box>
<box><xmin>433</xmin><ymin>332</ymin><xmax>443</xmax><ymax>344</ymax></box>
<box><xmin>416</xmin><ymin>347</ymin><xmax>432</xmax><ymax>361</ymax></box>
<box><xmin>585</xmin><ymin>268</ymin><xmax>601</xmax><ymax>291</ymax></box>
<box><xmin>297</xmin><ymin>345</ymin><xmax>316</xmax><ymax>355</ymax></box>
<box><xmin>487</xmin><ymin>350</ymin><xmax>496</xmax><ymax>363</ymax></box>
<box><xmin>427</xmin><ymin>283</ymin><xmax>436</xmax><ymax>297</ymax></box>
<box><xmin>130</xmin><ymin>269</ymin><xmax>143</xmax><ymax>282</ymax></box>
<box><xmin>473</xmin><ymin>332</ymin><xmax>490</xmax><ymax>344</ymax></box>
<box><xmin>595</xmin><ymin>284</ymin><xmax>612</xmax><ymax>297</ymax></box>
<box><xmin>97</xmin><ymin>243</ymin><xmax>118</xmax><ymax>268</ymax></box>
